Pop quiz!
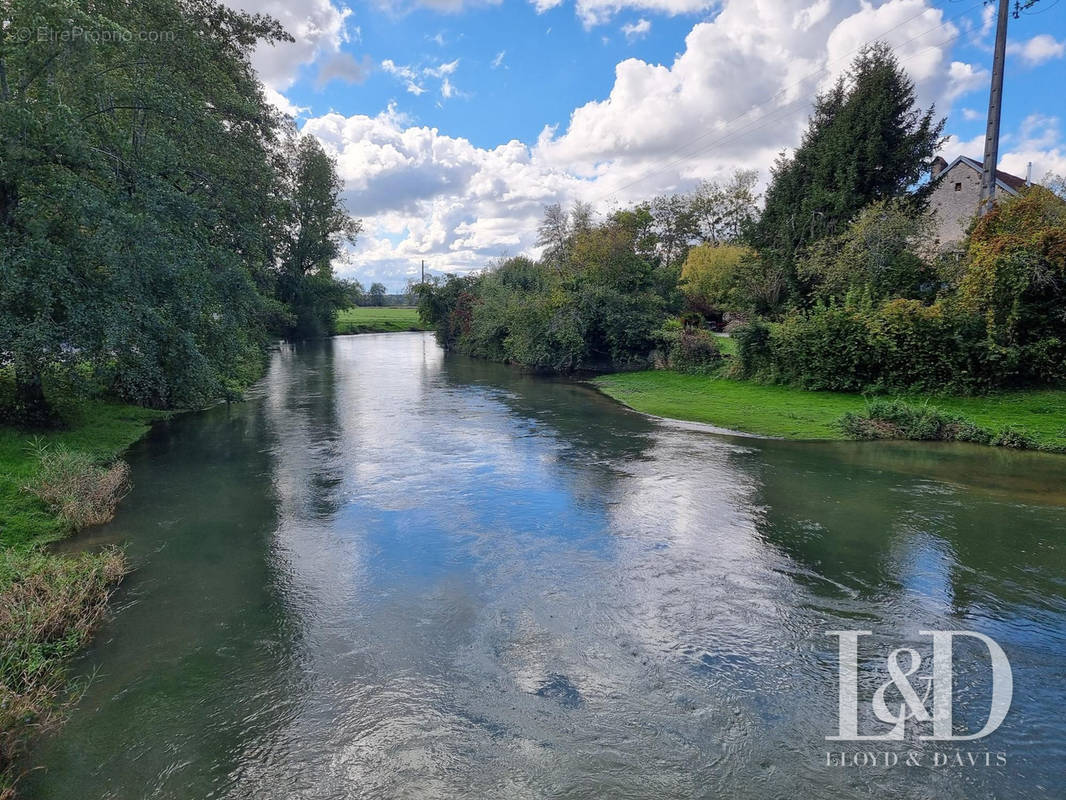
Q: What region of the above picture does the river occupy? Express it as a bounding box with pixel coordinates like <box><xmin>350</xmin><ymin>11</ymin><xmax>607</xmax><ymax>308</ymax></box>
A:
<box><xmin>21</xmin><ymin>332</ymin><xmax>1066</xmax><ymax>798</ymax></box>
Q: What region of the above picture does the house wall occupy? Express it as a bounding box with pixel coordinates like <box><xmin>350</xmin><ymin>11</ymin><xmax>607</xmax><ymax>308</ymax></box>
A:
<box><xmin>928</xmin><ymin>163</ymin><xmax>983</xmax><ymax>246</ymax></box>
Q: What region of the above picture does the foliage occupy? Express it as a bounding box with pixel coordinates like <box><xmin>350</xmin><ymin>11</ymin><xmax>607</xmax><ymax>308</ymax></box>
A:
<box><xmin>739</xmin><ymin>298</ymin><xmax>1011</xmax><ymax>394</ymax></box>
<box><xmin>838</xmin><ymin>398</ymin><xmax>992</xmax><ymax>444</ymax></box>
<box><xmin>680</xmin><ymin>244</ymin><xmax>755</xmax><ymax>314</ymax></box>
<box><xmin>0</xmin><ymin>0</ymin><xmax>360</xmax><ymax>422</ymax></box>
<box><xmin>273</xmin><ymin>134</ymin><xmax>362</xmax><ymax>339</ymax></box>
<box><xmin>1</xmin><ymin>546</ymin><xmax>127</xmax><ymax>790</ymax></box>
<box><xmin>656</xmin><ymin>327</ymin><xmax>723</xmax><ymax>374</ymax></box>
<box><xmin>418</xmin><ymin>215</ymin><xmax>668</xmax><ymax>372</ymax></box>
<box><xmin>750</xmin><ymin>43</ymin><xmax>945</xmax><ymax>304</ymax></box>
<box><xmin>959</xmin><ymin>186</ymin><xmax>1066</xmax><ymax>379</ymax></box>
<box><xmin>690</xmin><ymin>169</ymin><xmax>760</xmax><ymax>245</ymax></box>
<box><xmin>368</xmin><ymin>283</ymin><xmax>388</xmax><ymax>307</ymax></box>
<box><xmin>798</xmin><ymin>198</ymin><xmax>937</xmax><ymax>301</ymax></box>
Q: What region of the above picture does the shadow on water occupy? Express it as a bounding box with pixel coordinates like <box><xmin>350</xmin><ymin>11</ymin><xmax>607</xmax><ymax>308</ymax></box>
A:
<box><xmin>20</xmin><ymin>333</ymin><xmax>1066</xmax><ymax>799</ymax></box>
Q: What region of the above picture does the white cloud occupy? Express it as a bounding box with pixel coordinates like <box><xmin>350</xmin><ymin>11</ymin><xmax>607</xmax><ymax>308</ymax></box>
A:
<box><xmin>621</xmin><ymin>18</ymin><xmax>652</xmax><ymax>42</ymax></box>
<box><xmin>301</xmin><ymin>0</ymin><xmax>997</xmax><ymax>289</ymax></box>
<box><xmin>552</xmin><ymin>0</ymin><xmax>714</xmax><ymax>28</ymax></box>
<box><xmin>236</xmin><ymin>0</ymin><xmax>352</xmax><ymax>92</ymax></box>
<box><xmin>1007</xmin><ymin>34</ymin><xmax>1066</xmax><ymax>67</ymax></box>
<box><xmin>424</xmin><ymin>58</ymin><xmax>460</xmax><ymax>77</ymax></box>
<box><xmin>997</xmin><ymin>115</ymin><xmax>1066</xmax><ymax>183</ymax></box>
<box><xmin>381</xmin><ymin>58</ymin><xmax>427</xmax><ymax>94</ymax></box>
<box><xmin>492</xmin><ymin>50</ymin><xmax>507</xmax><ymax>68</ymax></box>
<box><xmin>961</xmin><ymin>107</ymin><xmax>982</xmax><ymax>122</ymax></box>
<box><xmin>315</xmin><ymin>52</ymin><xmax>373</xmax><ymax>88</ymax></box>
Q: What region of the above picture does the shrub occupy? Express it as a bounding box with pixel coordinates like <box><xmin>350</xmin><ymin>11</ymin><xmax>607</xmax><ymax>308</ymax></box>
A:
<box><xmin>992</xmin><ymin>426</ymin><xmax>1039</xmax><ymax>450</ymax></box>
<box><xmin>837</xmin><ymin>399</ymin><xmax>994</xmax><ymax>444</ymax></box>
<box><xmin>23</xmin><ymin>445</ymin><xmax>131</xmax><ymax>530</ymax></box>
<box><xmin>731</xmin><ymin>320</ymin><xmax>774</xmax><ymax>378</ymax></box>
<box><xmin>667</xmin><ymin>328</ymin><xmax>722</xmax><ymax>374</ymax></box>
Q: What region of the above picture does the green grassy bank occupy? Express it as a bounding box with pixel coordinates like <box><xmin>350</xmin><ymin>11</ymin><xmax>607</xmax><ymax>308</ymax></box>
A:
<box><xmin>334</xmin><ymin>306</ymin><xmax>430</xmax><ymax>335</ymax></box>
<box><xmin>0</xmin><ymin>399</ymin><xmax>166</xmax><ymax>795</ymax></box>
<box><xmin>594</xmin><ymin>370</ymin><xmax>1066</xmax><ymax>450</ymax></box>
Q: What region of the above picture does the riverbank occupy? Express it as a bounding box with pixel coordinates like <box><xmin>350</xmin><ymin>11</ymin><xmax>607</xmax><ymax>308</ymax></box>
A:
<box><xmin>0</xmin><ymin>399</ymin><xmax>166</xmax><ymax>795</ymax></box>
<box><xmin>334</xmin><ymin>306</ymin><xmax>430</xmax><ymax>335</ymax></box>
<box><xmin>594</xmin><ymin>371</ymin><xmax>1066</xmax><ymax>451</ymax></box>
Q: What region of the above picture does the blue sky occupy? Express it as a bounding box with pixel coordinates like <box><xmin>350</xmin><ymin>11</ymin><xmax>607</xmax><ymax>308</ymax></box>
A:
<box><xmin>242</xmin><ymin>0</ymin><xmax>1066</xmax><ymax>290</ymax></box>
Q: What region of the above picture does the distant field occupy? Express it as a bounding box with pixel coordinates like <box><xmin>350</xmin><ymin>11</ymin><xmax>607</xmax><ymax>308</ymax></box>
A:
<box><xmin>334</xmin><ymin>306</ymin><xmax>430</xmax><ymax>335</ymax></box>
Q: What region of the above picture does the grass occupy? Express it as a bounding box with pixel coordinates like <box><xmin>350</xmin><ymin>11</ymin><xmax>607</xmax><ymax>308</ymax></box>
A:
<box><xmin>334</xmin><ymin>306</ymin><xmax>430</xmax><ymax>335</ymax></box>
<box><xmin>594</xmin><ymin>370</ymin><xmax>1066</xmax><ymax>450</ymax></box>
<box><xmin>0</xmin><ymin>395</ymin><xmax>166</xmax><ymax>794</ymax></box>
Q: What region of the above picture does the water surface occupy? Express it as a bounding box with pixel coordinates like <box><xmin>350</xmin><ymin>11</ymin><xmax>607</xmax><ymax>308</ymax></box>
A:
<box><xmin>24</xmin><ymin>333</ymin><xmax>1066</xmax><ymax>798</ymax></box>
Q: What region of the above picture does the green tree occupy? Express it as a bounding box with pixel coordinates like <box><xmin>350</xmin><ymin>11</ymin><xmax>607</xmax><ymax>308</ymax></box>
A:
<box><xmin>369</xmin><ymin>282</ymin><xmax>387</xmax><ymax>306</ymax></box>
<box><xmin>275</xmin><ymin>133</ymin><xmax>361</xmax><ymax>338</ymax></box>
<box><xmin>750</xmin><ymin>42</ymin><xmax>944</xmax><ymax>305</ymax></box>
<box><xmin>1</xmin><ymin>0</ymin><xmax>292</xmax><ymax>419</ymax></box>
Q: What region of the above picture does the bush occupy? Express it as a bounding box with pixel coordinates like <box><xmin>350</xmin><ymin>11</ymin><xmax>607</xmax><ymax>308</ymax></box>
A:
<box><xmin>23</xmin><ymin>445</ymin><xmax>131</xmax><ymax>530</ymax></box>
<box><xmin>838</xmin><ymin>398</ymin><xmax>992</xmax><ymax>443</ymax></box>
<box><xmin>731</xmin><ymin>320</ymin><xmax>774</xmax><ymax>378</ymax></box>
<box><xmin>734</xmin><ymin>299</ymin><xmax>1019</xmax><ymax>394</ymax></box>
<box><xmin>658</xmin><ymin>327</ymin><xmax>722</xmax><ymax>374</ymax></box>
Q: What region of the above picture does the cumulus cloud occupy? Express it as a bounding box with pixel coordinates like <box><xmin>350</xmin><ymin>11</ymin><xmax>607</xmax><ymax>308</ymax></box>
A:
<box><xmin>236</xmin><ymin>0</ymin><xmax>352</xmax><ymax>92</ymax></box>
<box><xmin>1007</xmin><ymin>34</ymin><xmax>1066</xmax><ymax>67</ymax></box>
<box><xmin>622</xmin><ymin>18</ymin><xmax>652</xmax><ymax>42</ymax></box>
<box><xmin>300</xmin><ymin>0</ymin><xmax>1005</xmax><ymax>289</ymax></box>
<box><xmin>995</xmin><ymin>115</ymin><xmax>1066</xmax><ymax>183</ymax></box>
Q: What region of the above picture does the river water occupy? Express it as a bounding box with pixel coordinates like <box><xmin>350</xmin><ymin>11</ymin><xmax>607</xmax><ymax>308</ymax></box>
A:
<box><xmin>21</xmin><ymin>333</ymin><xmax>1066</xmax><ymax>799</ymax></box>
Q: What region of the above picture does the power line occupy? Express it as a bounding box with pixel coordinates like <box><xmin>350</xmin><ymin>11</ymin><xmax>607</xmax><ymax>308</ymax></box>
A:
<box><xmin>588</xmin><ymin>0</ymin><xmax>987</xmax><ymax>205</ymax></box>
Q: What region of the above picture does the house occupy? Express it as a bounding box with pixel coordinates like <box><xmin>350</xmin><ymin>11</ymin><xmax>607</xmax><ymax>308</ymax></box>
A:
<box><xmin>927</xmin><ymin>155</ymin><xmax>1031</xmax><ymax>246</ymax></box>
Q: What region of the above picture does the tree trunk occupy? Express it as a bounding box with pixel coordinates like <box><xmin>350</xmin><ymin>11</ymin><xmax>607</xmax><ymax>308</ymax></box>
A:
<box><xmin>13</xmin><ymin>367</ymin><xmax>55</xmax><ymax>428</ymax></box>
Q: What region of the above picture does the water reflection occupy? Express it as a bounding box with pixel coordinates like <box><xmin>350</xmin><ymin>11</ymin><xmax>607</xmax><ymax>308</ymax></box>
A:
<box><xmin>23</xmin><ymin>333</ymin><xmax>1066</xmax><ymax>799</ymax></box>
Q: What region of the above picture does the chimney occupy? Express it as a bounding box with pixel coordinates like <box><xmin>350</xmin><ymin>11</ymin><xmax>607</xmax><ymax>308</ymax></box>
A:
<box><xmin>931</xmin><ymin>156</ymin><xmax>948</xmax><ymax>179</ymax></box>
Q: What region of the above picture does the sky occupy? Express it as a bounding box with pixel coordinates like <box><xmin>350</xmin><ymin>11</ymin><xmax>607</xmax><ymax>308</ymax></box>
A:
<box><xmin>236</xmin><ymin>0</ymin><xmax>1066</xmax><ymax>291</ymax></box>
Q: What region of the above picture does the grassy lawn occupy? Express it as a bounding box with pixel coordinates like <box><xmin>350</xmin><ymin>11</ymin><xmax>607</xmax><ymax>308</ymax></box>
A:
<box><xmin>334</xmin><ymin>306</ymin><xmax>430</xmax><ymax>335</ymax></box>
<box><xmin>0</xmin><ymin>400</ymin><xmax>166</xmax><ymax>551</ymax></box>
<box><xmin>594</xmin><ymin>370</ymin><xmax>1066</xmax><ymax>449</ymax></box>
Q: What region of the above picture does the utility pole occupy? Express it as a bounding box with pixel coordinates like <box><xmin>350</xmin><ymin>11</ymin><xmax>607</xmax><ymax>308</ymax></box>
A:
<box><xmin>421</xmin><ymin>259</ymin><xmax>425</xmax><ymax>284</ymax></box>
<box><xmin>980</xmin><ymin>0</ymin><xmax>1043</xmax><ymax>210</ymax></box>
<box><xmin>979</xmin><ymin>0</ymin><xmax>1010</xmax><ymax>209</ymax></box>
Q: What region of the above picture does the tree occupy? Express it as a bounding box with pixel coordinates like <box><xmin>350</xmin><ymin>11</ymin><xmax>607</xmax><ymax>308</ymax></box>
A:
<box><xmin>650</xmin><ymin>193</ymin><xmax>698</xmax><ymax>272</ymax></box>
<box><xmin>680</xmin><ymin>244</ymin><xmax>755</xmax><ymax>314</ymax></box>
<box><xmin>691</xmin><ymin>170</ymin><xmax>760</xmax><ymax>245</ymax></box>
<box><xmin>275</xmin><ymin>133</ymin><xmax>361</xmax><ymax>338</ymax></box>
<box><xmin>750</xmin><ymin>42</ymin><xmax>945</xmax><ymax>304</ymax></box>
<box><xmin>536</xmin><ymin>203</ymin><xmax>572</xmax><ymax>272</ymax></box>
<box><xmin>0</xmin><ymin>0</ymin><xmax>293</xmax><ymax>420</ymax></box>
<box><xmin>369</xmin><ymin>283</ymin><xmax>387</xmax><ymax>306</ymax></box>
<box><xmin>798</xmin><ymin>198</ymin><xmax>936</xmax><ymax>302</ymax></box>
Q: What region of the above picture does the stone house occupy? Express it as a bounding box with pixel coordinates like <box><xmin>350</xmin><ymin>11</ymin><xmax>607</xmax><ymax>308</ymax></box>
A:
<box><xmin>927</xmin><ymin>155</ymin><xmax>1031</xmax><ymax>246</ymax></box>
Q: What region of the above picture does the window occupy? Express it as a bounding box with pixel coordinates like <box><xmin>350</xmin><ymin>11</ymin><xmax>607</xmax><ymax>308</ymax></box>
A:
<box><xmin>954</xmin><ymin>182</ymin><xmax>963</xmax><ymax>192</ymax></box>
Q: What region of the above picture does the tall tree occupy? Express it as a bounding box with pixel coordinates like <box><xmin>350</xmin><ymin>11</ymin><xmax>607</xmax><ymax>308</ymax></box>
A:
<box><xmin>275</xmin><ymin>133</ymin><xmax>361</xmax><ymax>338</ymax></box>
<box><xmin>1</xmin><ymin>0</ymin><xmax>292</xmax><ymax>419</ymax></box>
<box><xmin>749</xmin><ymin>42</ymin><xmax>944</xmax><ymax>304</ymax></box>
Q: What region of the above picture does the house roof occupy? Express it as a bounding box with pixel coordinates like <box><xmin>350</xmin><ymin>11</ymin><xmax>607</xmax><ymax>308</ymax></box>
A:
<box><xmin>947</xmin><ymin>155</ymin><xmax>1030</xmax><ymax>195</ymax></box>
